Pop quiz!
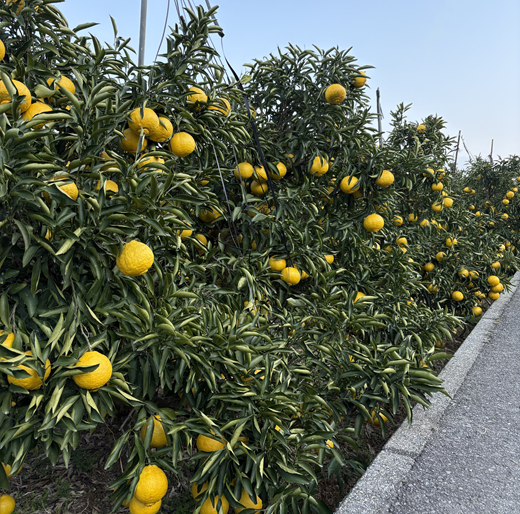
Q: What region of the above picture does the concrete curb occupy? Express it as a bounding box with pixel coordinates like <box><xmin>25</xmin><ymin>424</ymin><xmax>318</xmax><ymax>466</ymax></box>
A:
<box><xmin>336</xmin><ymin>271</ymin><xmax>520</xmax><ymax>514</ymax></box>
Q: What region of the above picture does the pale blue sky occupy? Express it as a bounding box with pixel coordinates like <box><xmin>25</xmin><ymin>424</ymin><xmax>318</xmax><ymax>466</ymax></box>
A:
<box><xmin>59</xmin><ymin>0</ymin><xmax>520</xmax><ymax>164</ymax></box>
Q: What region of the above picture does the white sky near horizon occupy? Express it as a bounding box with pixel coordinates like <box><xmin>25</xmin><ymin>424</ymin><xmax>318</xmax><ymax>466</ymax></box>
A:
<box><xmin>58</xmin><ymin>0</ymin><xmax>520</xmax><ymax>167</ymax></box>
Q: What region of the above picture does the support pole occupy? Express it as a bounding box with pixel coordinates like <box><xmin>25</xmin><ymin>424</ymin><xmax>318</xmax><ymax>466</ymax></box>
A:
<box><xmin>138</xmin><ymin>0</ymin><xmax>148</xmax><ymax>66</ymax></box>
<box><xmin>489</xmin><ymin>139</ymin><xmax>494</xmax><ymax>163</ymax></box>
<box><xmin>453</xmin><ymin>130</ymin><xmax>461</xmax><ymax>172</ymax></box>
<box><xmin>376</xmin><ymin>88</ymin><xmax>383</xmax><ymax>147</ymax></box>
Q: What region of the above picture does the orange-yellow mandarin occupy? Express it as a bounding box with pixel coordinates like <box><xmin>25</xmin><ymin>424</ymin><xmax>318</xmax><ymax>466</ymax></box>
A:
<box><xmin>120</xmin><ymin>128</ymin><xmax>148</xmax><ymax>154</ymax></box>
<box><xmin>22</xmin><ymin>102</ymin><xmax>53</xmax><ymax>129</ymax></box>
<box><xmin>309</xmin><ymin>156</ymin><xmax>329</xmax><ymax>176</ymax></box>
<box><xmin>281</xmin><ymin>267</ymin><xmax>301</xmax><ymax>286</ymax></box>
<box><xmin>269</xmin><ymin>257</ymin><xmax>286</xmax><ymax>272</ymax></box>
<box><xmin>235</xmin><ymin>490</ymin><xmax>263</xmax><ymax>513</ymax></box>
<box><xmin>363</xmin><ymin>213</ymin><xmax>384</xmax><ymax>233</ymax></box>
<box><xmin>375</xmin><ymin>170</ymin><xmax>394</xmax><ymax>188</ymax></box>
<box><xmin>187</xmin><ymin>86</ymin><xmax>208</xmax><ymax>107</ymax></box>
<box><xmin>128</xmin><ymin>107</ymin><xmax>160</xmax><ymax>136</ymax></box>
<box><xmin>340</xmin><ymin>176</ymin><xmax>359</xmax><ymax>193</ymax></box>
<box><xmin>137</xmin><ymin>154</ymin><xmax>165</xmax><ymax>171</ymax></box>
<box><xmin>72</xmin><ymin>351</ymin><xmax>112</xmax><ymax>390</ymax></box>
<box><xmin>134</xmin><ymin>465</ymin><xmax>168</xmax><ymax>506</ymax></box>
<box><xmin>251</xmin><ymin>180</ymin><xmax>268</xmax><ymax>196</ymax></box>
<box><xmin>269</xmin><ymin>162</ymin><xmax>287</xmax><ymax>180</ymax></box>
<box><xmin>324</xmin><ymin>84</ymin><xmax>346</xmax><ymax>104</ymax></box>
<box><xmin>95</xmin><ymin>180</ymin><xmax>118</xmax><ymax>194</ymax></box>
<box><xmin>128</xmin><ymin>497</ymin><xmax>161</xmax><ymax>514</ymax></box>
<box><xmin>253</xmin><ymin>166</ymin><xmax>268</xmax><ymax>182</ymax></box>
<box><xmin>234</xmin><ymin>162</ymin><xmax>254</xmax><ymax>180</ymax></box>
<box><xmin>47</xmin><ymin>76</ymin><xmax>75</xmax><ymax>95</ymax></box>
<box><xmin>0</xmin><ymin>40</ymin><xmax>5</xmax><ymax>61</ymax></box>
<box><xmin>169</xmin><ymin>132</ymin><xmax>196</xmax><ymax>157</ymax></box>
<box><xmin>148</xmin><ymin>116</ymin><xmax>173</xmax><ymax>143</ymax></box>
<box><xmin>352</xmin><ymin>71</ymin><xmax>367</xmax><ymax>88</ymax></box>
<box><xmin>116</xmin><ymin>241</ymin><xmax>154</xmax><ymax>276</ymax></box>
<box><xmin>7</xmin><ymin>351</ymin><xmax>51</xmax><ymax>390</ymax></box>
<box><xmin>0</xmin><ymin>79</ymin><xmax>31</xmax><ymax>112</ymax></box>
<box><xmin>0</xmin><ymin>494</ymin><xmax>15</xmax><ymax>514</ymax></box>
<box><xmin>141</xmin><ymin>415</ymin><xmax>167</xmax><ymax>448</ymax></box>
<box><xmin>200</xmin><ymin>495</ymin><xmax>229</xmax><ymax>514</ymax></box>
<box><xmin>0</xmin><ymin>332</ymin><xmax>14</xmax><ymax>348</ymax></box>
<box><xmin>196</xmin><ymin>432</ymin><xmax>226</xmax><ymax>452</ymax></box>
<box><xmin>324</xmin><ymin>254</ymin><xmax>334</xmax><ymax>264</ymax></box>
<box><xmin>208</xmin><ymin>97</ymin><xmax>230</xmax><ymax>115</ymax></box>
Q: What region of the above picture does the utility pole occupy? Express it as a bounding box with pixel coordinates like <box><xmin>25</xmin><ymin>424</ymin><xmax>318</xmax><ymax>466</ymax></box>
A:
<box><xmin>138</xmin><ymin>0</ymin><xmax>148</xmax><ymax>66</ymax></box>
<box><xmin>376</xmin><ymin>88</ymin><xmax>383</xmax><ymax>147</ymax></box>
<box><xmin>453</xmin><ymin>130</ymin><xmax>461</xmax><ymax>172</ymax></box>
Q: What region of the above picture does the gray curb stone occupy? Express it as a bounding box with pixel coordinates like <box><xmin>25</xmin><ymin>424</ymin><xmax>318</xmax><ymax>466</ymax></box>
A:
<box><xmin>336</xmin><ymin>271</ymin><xmax>520</xmax><ymax>514</ymax></box>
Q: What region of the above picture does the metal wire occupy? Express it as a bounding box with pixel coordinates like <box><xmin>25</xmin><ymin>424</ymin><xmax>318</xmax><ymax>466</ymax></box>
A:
<box><xmin>154</xmin><ymin>0</ymin><xmax>171</xmax><ymax>63</ymax></box>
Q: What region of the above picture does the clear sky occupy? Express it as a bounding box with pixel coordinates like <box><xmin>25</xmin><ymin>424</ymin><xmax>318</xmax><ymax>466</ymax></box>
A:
<box><xmin>59</xmin><ymin>0</ymin><xmax>520</xmax><ymax>165</ymax></box>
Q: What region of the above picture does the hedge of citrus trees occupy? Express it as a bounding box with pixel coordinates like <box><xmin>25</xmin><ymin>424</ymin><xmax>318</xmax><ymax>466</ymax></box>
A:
<box><xmin>0</xmin><ymin>1</ymin><xmax>519</xmax><ymax>513</ymax></box>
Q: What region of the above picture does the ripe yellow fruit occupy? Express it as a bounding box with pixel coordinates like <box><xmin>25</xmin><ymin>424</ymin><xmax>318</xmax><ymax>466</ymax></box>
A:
<box><xmin>417</xmin><ymin>124</ymin><xmax>426</xmax><ymax>133</ymax></box>
<box><xmin>187</xmin><ymin>86</ymin><xmax>208</xmax><ymax>107</ymax></box>
<box><xmin>491</xmin><ymin>283</ymin><xmax>504</xmax><ymax>293</ymax></box>
<box><xmin>281</xmin><ymin>267</ymin><xmax>301</xmax><ymax>286</ymax></box>
<box><xmin>141</xmin><ymin>415</ymin><xmax>167</xmax><ymax>448</ymax></box>
<box><xmin>445</xmin><ymin>238</ymin><xmax>457</xmax><ymax>247</ymax></box>
<box><xmin>251</xmin><ymin>180</ymin><xmax>268</xmax><ymax>196</ymax></box>
<box><xmin>472</xmin><ymin>306</ymin><xmax>482</xmax><ymax>316</ymax></box>
<box><xmin>423</xmin><ymin>262</ymin><xmax>434</xmax><ymax>272</ymax></box>
<box><xmin>117</xmin><ymin>241</ymin><xmax>154</xmax><ymax>277</ymax></box>
<box><xmin>269</xmin><ymin>257</ymin><xmax>287</xmax><ymax>271</ymax></box>
<box><xmin>209</xmin><ymin>97</ymin><xmax>231</xmax><ymax>115</ymax></box>
<box><xmin>72</xmin><ymin>351</ymin><xmax>112</xmax><ymax>390</ymax></box>
<box><xmin>55</xmin><ymin>182</ymin><xmax>78</xmax><ymax>201</ymax></box>
<box><xmin>194</xmin><ymin>234</ymin><xmax>208</xmax><ymax>254</ymax></box>
<box><xmin>436</xmin><ymin>252</ymin><xmax>446</xmax><ymax>262</ymax></box>
<box><xmin>427</xmin><ymin>284</ymin><xmax>438</xmax><ymax>294</ymax></box>
<box><xmin>200</xmin><ymin>495</ymin><xmax>230</xmax><ymax>514</ymax></box>
<box><xmin>199</xmin><ymin>206</ymin><xmax>221</xmax><ymax>223</ymax></box>
<box><xmin>169</xmin><ymin>132</ymin><xmax>196</xmax><ymax>157</ymax></box>
<box><xmin>432</xmin><ymin>202</ymin><xmax>443</xmax><ymax>212</ymax></box>
<box><xmin>196</xmin><ymin>432</ymin><xmax>226</xmax><ymax>452</ymax></box>
<box><xmin>431</xmin><ymin>182</ymin><xmax>443</xmax><ymax>192</ymax></box>
<box><xmin>0</xmin><ymin>79</ymin><xmax>31</xmax><ymax>112</ymax></box>
<box><xmin>354</xmin><ymin>292</ymin><xmax>365</xmax><ymax>303</ymax></box>
<box><xmin>128</xmin><ymin>107</ymin><xmax>160</xmax><ymax>136</ymax></box>
<box><xmin>502</xmin><ymin>199</ymin><xmax>509</xmax><ymax>205</ymax></box>
<box><xmin>506</xmin><ymin>191</ymin><xmax>514</xmax><ymax>199</ymax></box>
<box><xmin>134</xmin><ymin>465</ymin><xmax>168</xmax><ymax>506</ymax></box>
<box><xmin>0</xmin><ymin>332</ymin><xmax>14</xmax><ymax>348</ymax></box>
<box><xmin>419</xmin><ymin>219</ymin><xmax>430</xmax><ymax>227</ymax></box>
<box><xmin>363</xmin><ymin>213</ymin><xmax>384</xmax><ymax>233</ymax></box>
<box><xmin>488</xmin><ymin>292</ymin><xmax>500</xmax><ymax>301</ymax></box>
<box><xmin>128</xmin><ymin>497</ymin><xmax>161</xmax><ymax>514</ymax></box>
<box><xmin>1</xmin><ymin>463</ymin><xmax>21</xmax><ymax>478</ymax></box>
<box><xmin>0</xmin><ymin>494</ymin><xmax>15</xmax><ymax>514</ymax></box>
<box><xmin>393</xmin><ymin>216</ymin><xmax>403</xmax><ymax>226</ymax></box>
<box><xmin>491</xmin><ymin>261</ymin><xmax>500</xmax><ymax>270</ymax></box>
<box><xmin>501</xmin><ymin>213</ymin><xmax>509</xmax><ymax>220</ymax></box>
<box><xmin>235</xmin><ymin>490</ymin><xmax>263</xmax><ymax>513</ymax></box>
<box><xmin>452</xmin><ymin>291</ymin><xmax>463</xmax><ymax>301</ymax></box>
<box><xmin>21</xmin><ymin>102</ymin><xmax>53</xmax><ymax>129</ymax></box>
<box><xmin>340</xmin><ymin>175</ymin><xmax>359</xmax><ymax>193</ymax></box>
<box><xmin>443</xmin><ymin>197</ymin><xmax>453</xmax><ymax>208</ymax></box>
<box><xmin>269</xmin><ymin>162</ymin><xmax>287</xmax><ymax>180</ymax></box>
<box><xmin>120</xmin><ymin>128</ymin><xmax>148</xmax><ymax>154</ymax></box>
<box><xmin>47</xmin><ymin>76</ymin><xmax>75</xmax><ymax>95</ymax></box>
<box><xmin>310</xmin><ymin>156</ymin><xmax>329</xmax><ymax>176</ymax></box>
<box><xmin>408</xmin><ymin>213</ymin><xmax>417</xmax><ymax>222</ymax></box>
<box><xmin>148</xmin><ymin>116</ymin><xmax>173</xmax><ymax>143</ymax></box>
<box><xmin>0</xmin><ymin>40</ymin><xmax>5</xmax><ymax>61</ymax></box>
<box><xmin>325</xmin><ymin>84</ymin><xmax>346</xmax><ymax>104</ymax></box>
<box><xmin>375</xmin><ymin>170</ymin><xmax>394</xmax><ymax>188</ymax></box>
<box><xmin>458</xmin><ymin>269</ymin><xmax>469</xmax><ymax>278</ymax></box>
<box><xmin>396</xmin><ymin>237</ymin><xmax>407</xmax><ymax>248</ymax></box>
<box><xmin>95</xmin><ymin>180</ymin><xmax>119</xmax><ymax>194</ymax></box>
<box><xmin>192</xmin><ymin>482</ymin><xmax>208</xmax><ymax>500</ymax></box>
<box><xmin>352</xmin><ymin>71</ymin><xmax>367</xmax><ymax>88</ymax></box>
<box><xmin>137</xmin><ymin>154</ymin><xmax>165</xmax><ymax>171</ymax></box>
<box><xmin>324</xmin><ymin>254</ymin><xmax>334</xmax><ymax>264</ymax></box>
<box><xmin>7</xmin><ymin>351</ymin><xmax>51</xmax><ymax>390</ymax></box>
<box><xmin>254</xmin><ymin>166</ymin><xmax>268</xmax><ymax>182</ymax></box>
<box><xmin>487</xmin><ymin>275</ymin><xmax>500</xmax><ymax>286</ymax></box>
<box><xmin>369</xmin><ymin>410</ymin><xmax>388</xmax><ymax>427</ymax></box>
<box><xmin>234</xmin><ymin>162</ymin><xmax>254</xmax><ymax>180</ymax></box>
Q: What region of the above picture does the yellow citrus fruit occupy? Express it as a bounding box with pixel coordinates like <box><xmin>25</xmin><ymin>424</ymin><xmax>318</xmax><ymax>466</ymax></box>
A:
<box><xmin>251</xmin><ymin>180</ymin><xmax>268</xmax><ymax>196</ymax></box>
<box><xmin>501</xmin><ymin>213</ymin><xmax>509</xmax><ymax>220</ymax></box>
<box><xmin>95</xmin><ymin>180</ymin><xmax>118</xmax><ymax>194</ymax></box>
<box><xmin>128</xmin><ymin>107</ymin><xmax>160</xmax><ymax>136</ymax></box>
<box><xmin>487</xmin><ymin>275</ymin><xmax>500</xmax><ymax>286</ymax></box>
<box><xmin>47</xmin><ymin>76</ymin><xmax>75</xmax><ymax>95</ymax></box>
<box><xmin>491</xmin><ymin>261</ymin><xmax>500</xmax><ymax>270</ymax></box>
<box><xmin>423</xmin><ymin>262</ymin><xmax>434</xmax><ymax>272</ymax></box>
<box><xmin>324</xmin><ymin>84</ymin><xmax>346</xmax><ymax>104</ymax></box>
<box><xmin>340</xmin><ymin>176</ymin><xmax>359</xmax><ymax>193</ymax></box>
<box><xmin>432</xmin><ymin>202</ymin><xmax>443</xmax><ymax>212</ymax></box>
<box><xmin>134</xmin><ymin>465</ymin><xmax>168</xmax><ymax>506</ymax></box>
<box><xmin>1</xmin><ymin>332</ymin><xmax>15</xmax><ymax>348</ymax></box>
<box><xmin>55</xmin><ymin>182</ymin><xmax>78</xmax><ymax>201</ymax></box>
<box><xmin>393</xmin><ymin>216</ymin><xmax>403</xmax><ymax>226</ymax></box>
<box><xmin>209</xmin><ymin>97</ymin><xmax>231</xmax><ymax>115</ymax></box>
<box><xmin>281</xmin><ymin>267</ymin><xmax>301</xmax><ymax>286</ymax></box>
<box><xmin>148</xmin><ymin>116</ymin><xmax>173</xmax><ymax>143</ymax></box>
<box><xmin>427</xmin><ymin>284</ymin><xmax>438</xmax><ymax>294</ymax></box>
<box><xmin>408</xmin><ymin>213</ymin><xmax>418</xmax><ymax>222</ymax></box>
<box><xmin>21</xmin><ymin>102</ymin><xmax>53</xmax><ymax>129</ymax></box>
<box><xmin>352</xmin><ymin>71</ymin><xmax>367</xmax><ymax>88</ymax></box>
<box><xmin>137</xmin><ymin>154</ymin><xmax>165</xmax><ymax>171</ymax></box>
<box><xmin>7</xmin><ymin>351</ymin><xmax>51</xmax><ymax>390</ymax></box>
<box><xmin>443</xmin><ymin>197</ymin><xmax>453</xmax><ymax>208</ymax></box>
<box><xmin>72</xmin><ymin>351</ymin><xmax>112</xmax><ymax>390</ymax></box>
<box><xmin>116</xmin><ymin>241</ymin><xmax>154</xmax><ymax>277</ymax></box>
<box><xmin>187</xmin><ymin>86</ymin><xmax>208</xmax><ymax>107</ymax></box>
<box><xmin>141</xmin><ymin>415</ymin><xmax>167</xmax><ymax>448</ymax></box>
<box><xmin>254</xmin><ymin>166</ymin><xmax>268</xmax><ymax>182</ymax></box>
<box><xmin>431</xmin><ymin>182</ymin><xmax>443</xmax><ymax>192</ymax></box>
<box><xmin>120</xmin><ymin>128</ymin><xmax>148</xmax><ymax>154</ymax></box>
<box><xmin>269</xmin><ymin>162</ymin><xmax>287</xmax><ymax>180</ymax></box>
<box><xmin>419</xmin><ymin>219</ymin><xmax>430</xmax><ymax>227</ymax></box>
<box><xmin>502</xmin><ymin>199</ymin><xmax>509</xmax><ymax>205</ymax></box>
<box><xmin>370</xmin><ymin>410</ymin><xmax>388</xmax><ymax>426</ymax></box>
<box><xmin>177</xmin><ymin>222</ymin><xmax>193</xmax><ymax>240</ymax></box>
<box><xmin>445</xmin><ymin>238</ymin><xmax>457</xmax><ymax>247</ymax></box>
<box><xmin>194</xmin><ymin>234</ymin><xmax>208</xmax><ymax>254</ymax></box>
<box><xmin>128</xmin><ymin>497</ymin><xmax>161</xmax><ymax>514</ymax></box>
<box><xmin>458</xmin><ymin>269</ymin><xmax>469</xmax><ymax>278</ymax></box>
<box><xmin>417</xmin><ymin>124</ymin><xmax>426</xmax><ymax>133</ymax></box>
<box><xmin>0</xmin><ymin>494</ymin><xmax>15</xmax><ymax>514</ymax></box>
<box><xmin>169</xmin><ymin>132</ymin><xmax>196</xmax><ymax>157</ymax></box>
<box><xmin>235</xmin><ymin>490</ymin><xmax>263</xmax><ymax>513</ymax></box>
<box><xmin>199</xmin><ymin>206</ymin><xmax>221</xmax><ymax>223</ymax></box>
<box><xmin>375</xmin><ymin>170</ymin><xmax>394</xmax><ymax>188</ymax></box>
<box><xmin>200</xmin><ymin>495</ymin><xmax>230</xmax><ymax>514</ymax></box>
<box><xmin>324</xmin><ymin>254</ymin><xmax>334</xmax><ymax>264</ymax></box>
<box><xmin>363</xmin><ymin>213</ymin><xmax>384</xmax><ymax>233</ymax></box>
<box><xmin>488</xmin><ymin>292</ymin><xmax>500</xmax><ymax>301</ymax></box>
<box><xmin>234</xmin><ymin>162</ymin><xmax>254</xmax><ymax>180</ymax></box>
<box><xmin>0</xmin><ymin>79</ymin><xmax>31</xmax><ymax>112</ymax></box>
<box><xmin>354</xmin><ymin>292</ymin><xmax>365</xmax><ymax>303</ymax></box>
<box><xmin>196</xmin><ymin>432</ymin><xmax>226</xmax><ymax>452</ymax></box>
<box><xmin>269</xmin><ymin>257</ymin><xmax>286</xmax><ymax>272</ymax></box>
<box><xmin>472</xmin><ymin>306</ymin><xmax>482</xmax><ymax>316</ymax></box>
<box><xmin>0</xmin><ymin>40</ymin><xmax>5</xmax><ymax>61</ymax></box>
<box><xmin>396</xmin><ymin>237</ymin><xmax>407</xmax><ymax>247</ymax></box>
<box><xmin>452</xmin><ymin>291</ymin><xmax>463</xmax><ymax>301</ymax></box>
<box><xmin>491</xmin><ymin>283</ymin><xmax>504</xmax><ymax>293</ymax></box>
<box><xmin>436</xmin><ymin>252</ymin><xmax>446</xmax><ymax>262</ymax></box>
<box><xmin>310</xmin><ymin>156</ymin><xmax>329</xmax><ymax>176</ymax></box>
<box><xmin>192</xmin><ymin>481</ymin><xmax>208</xmax><ymax>500</ymax></box>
